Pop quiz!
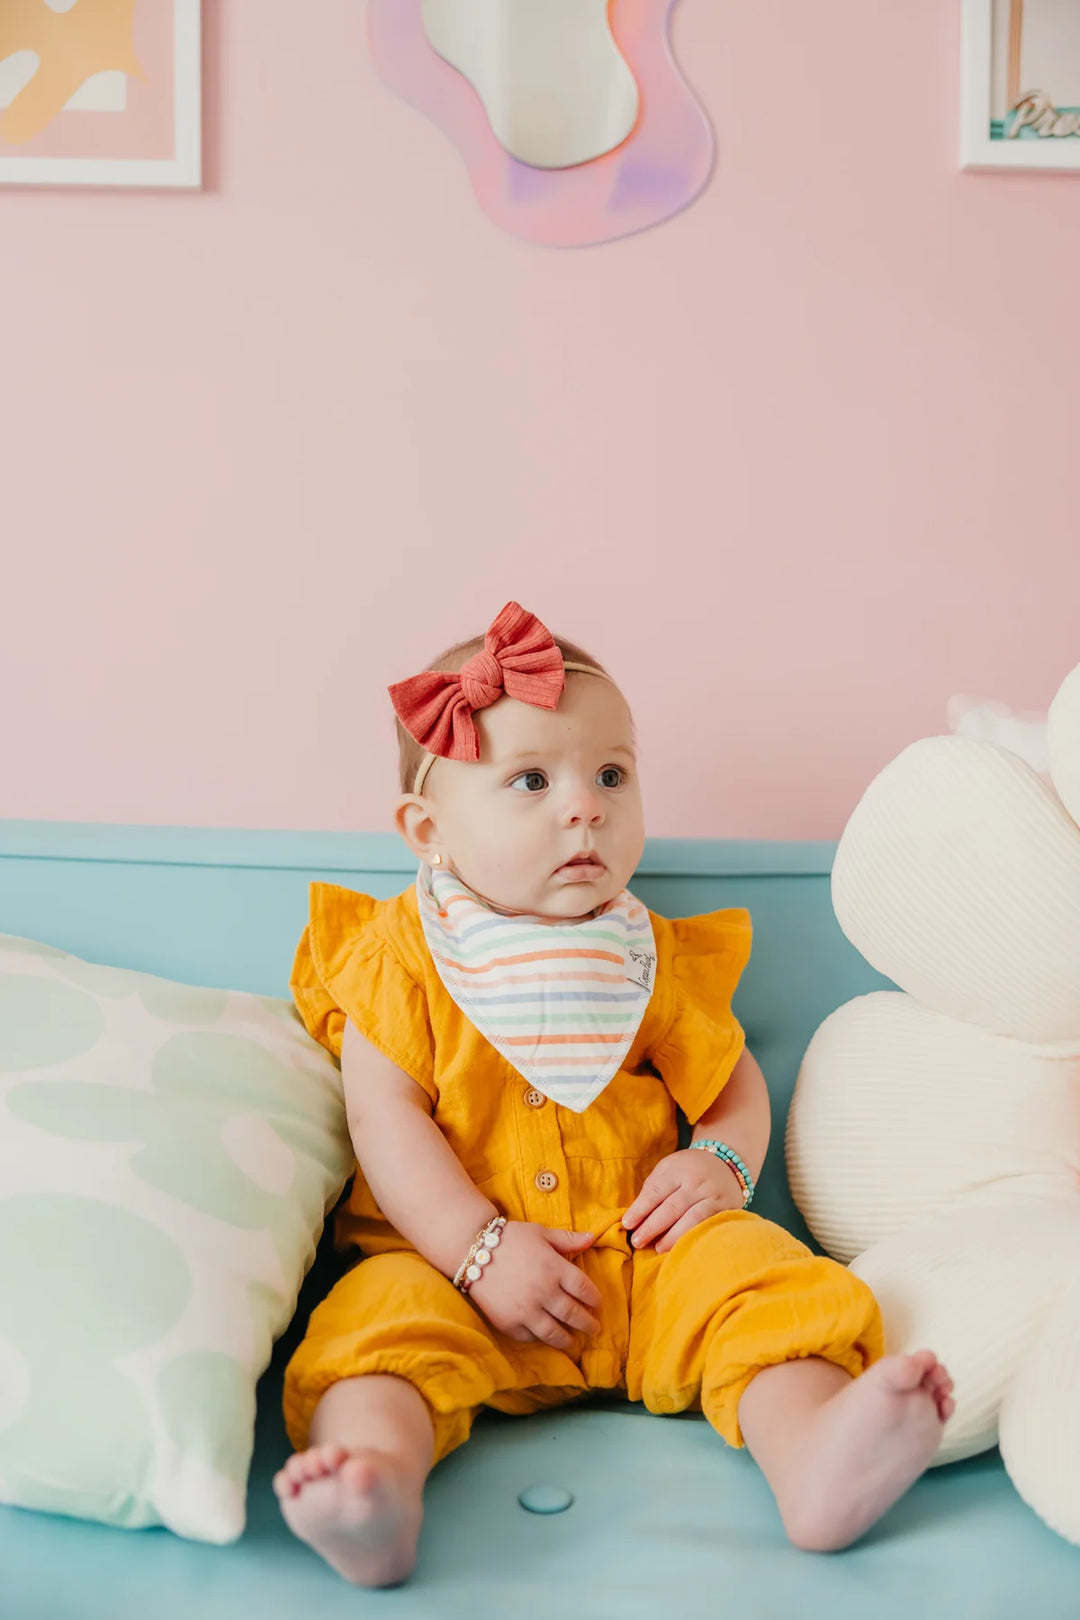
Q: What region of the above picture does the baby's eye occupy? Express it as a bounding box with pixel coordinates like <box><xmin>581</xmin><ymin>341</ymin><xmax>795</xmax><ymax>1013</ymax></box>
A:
<box><xmin>510</xmin><ymin>770</ymin><xmax>549</xmax><ymax>793</ymax></box>
<box><xmin>597</xmin><ymin>766</ymin><xmax>625</xmax><ymax>790</ymax></box>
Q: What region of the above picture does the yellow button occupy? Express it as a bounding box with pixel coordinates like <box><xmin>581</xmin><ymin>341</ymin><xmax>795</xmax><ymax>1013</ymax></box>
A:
<box><xmin>524</xmin><ymin>1088</ymin><xmax>546</xmax><ymax>1109</ymax></box>
<box><xmin>534</xmin><ymin>1170</ymin><xmax>559</xmax><ymax>1193</ymax></box>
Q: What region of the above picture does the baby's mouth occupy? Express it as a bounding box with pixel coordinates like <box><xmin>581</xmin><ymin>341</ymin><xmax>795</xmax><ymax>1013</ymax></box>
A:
<box><xmin>556</xmin><ymin>852</ymin><xmax>608</xmax><ymax>882</ymax></box>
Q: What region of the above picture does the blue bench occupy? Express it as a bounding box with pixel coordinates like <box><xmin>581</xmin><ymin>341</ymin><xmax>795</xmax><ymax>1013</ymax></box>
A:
<box><xmin>1</xmin><ymin>823</ymin><xmax>1076</xmax><ymax>1620</ymax></box>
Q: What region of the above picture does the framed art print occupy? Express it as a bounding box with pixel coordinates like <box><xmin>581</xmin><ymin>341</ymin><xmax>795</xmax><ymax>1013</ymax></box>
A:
<box><xmin>0</xmin><ymin>0</ymin><xmax>200</xmax><ymax>189</ymax></box>
<box><xmin>962</xmin><ymin>0</ymin><xmax>1080</xmax><ymax>170</ymax></box>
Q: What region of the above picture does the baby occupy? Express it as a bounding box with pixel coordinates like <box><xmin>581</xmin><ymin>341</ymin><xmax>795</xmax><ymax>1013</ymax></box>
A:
<box><xmin>273</xmin><ymin>602</ymin><xmax>954</xmax><ymax>1586</ymax></box>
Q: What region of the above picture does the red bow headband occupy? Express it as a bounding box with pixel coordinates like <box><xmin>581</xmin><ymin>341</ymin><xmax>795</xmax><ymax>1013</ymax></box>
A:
<box><xmin>390</xmin><ymin>601</ymin><xmax>603</xmax><ymax>794</ymax></box>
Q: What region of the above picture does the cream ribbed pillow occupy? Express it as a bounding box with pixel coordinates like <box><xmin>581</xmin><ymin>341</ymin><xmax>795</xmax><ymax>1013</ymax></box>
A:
<box><xmin>830</xmin><ymin>736</ymin><xmax>1080</xmax><ymax>1042</ymax></box>
<box><xmin>1049</xmin><ymin>662</ymin><xmax>1080</xmax><ymax>827</ymax></box>
<box><xmin>787</xmin><ymin>658</ymin><xmax>1080</xmax><ymax>1544</ymax></box>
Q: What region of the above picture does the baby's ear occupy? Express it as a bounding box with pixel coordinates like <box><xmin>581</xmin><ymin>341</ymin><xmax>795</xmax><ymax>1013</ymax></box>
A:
<box><xmin>394</xmin><ymin>795</ymin><xmax>444</xmax><ymax>867</ymax></box>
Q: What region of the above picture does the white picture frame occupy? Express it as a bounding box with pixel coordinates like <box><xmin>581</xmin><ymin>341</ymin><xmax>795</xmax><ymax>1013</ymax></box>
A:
<box><xmin>962</xmin><ymin>0</ymin><xmax>1080</xmax><ymax>171</ymax></box>
<box><xmin>0</xmin><ymin>0</ymin><xmax>200</xmax><ymax>189</ymax></box>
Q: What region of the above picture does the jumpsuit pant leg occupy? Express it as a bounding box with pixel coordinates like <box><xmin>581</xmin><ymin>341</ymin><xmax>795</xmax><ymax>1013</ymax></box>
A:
<box><xmin>283</xmin><ymin>1250</ymin><xmax>592</xmax><ymax>1466</ymax></box>
<box><xmin>625</xmin><ymin>1210</ymin><xmax>884</xmax><ymax>1446</ymax></box>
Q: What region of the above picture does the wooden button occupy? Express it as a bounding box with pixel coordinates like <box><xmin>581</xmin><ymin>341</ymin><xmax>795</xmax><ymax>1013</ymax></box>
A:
<box><xmin>534</xmin><ymin>1170</ymin><xmax>559</xmax><ymax>1193</ymax></box>
<box><xmin>524</xmin><ymin>1088</ymin><xmax>546</xmax><ymax>1109</ymax></box>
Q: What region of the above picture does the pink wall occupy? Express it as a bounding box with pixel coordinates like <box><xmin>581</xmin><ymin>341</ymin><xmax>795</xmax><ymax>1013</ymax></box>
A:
<box><xmin>3</xmin><ymin>0</ymin><xmax>1079</xmax><ymax>840</ymax></box>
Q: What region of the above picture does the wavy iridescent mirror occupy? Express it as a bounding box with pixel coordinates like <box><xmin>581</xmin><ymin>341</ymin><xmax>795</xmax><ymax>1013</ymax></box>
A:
<box><xmin>369</xmin><ymin>0</ymin><xmax>713</xmax><ymax>247</ymax></box>
<box><xmin>421</xmin><ymin>0</ymin><xmax>640</xmax><ymax>170</ymax></box>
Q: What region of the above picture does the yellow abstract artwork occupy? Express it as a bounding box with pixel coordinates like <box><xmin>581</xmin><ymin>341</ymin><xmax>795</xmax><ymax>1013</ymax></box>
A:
<box><xmin>0</xmin><ymin>0</ymin><xmax>200</xmax><ymax>188</ymax></box>
<box><xmin>0</xmin><ymin>0</ymin><xmax>143</xmax><ymax>144</ymax></box>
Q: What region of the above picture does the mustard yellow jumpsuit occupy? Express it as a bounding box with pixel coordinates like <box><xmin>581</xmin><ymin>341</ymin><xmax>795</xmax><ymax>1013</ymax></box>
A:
<box><xmin>284</xmin><ymin>884</ymin><xmax>882</xmax><ymax>1464</ymax></box>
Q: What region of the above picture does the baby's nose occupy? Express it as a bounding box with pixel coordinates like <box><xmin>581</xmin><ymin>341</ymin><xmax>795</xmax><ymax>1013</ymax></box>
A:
<box><xmin>563</xmin><ymin>789</ymin><xmax>605</xmax><ymax>826</ymax></box>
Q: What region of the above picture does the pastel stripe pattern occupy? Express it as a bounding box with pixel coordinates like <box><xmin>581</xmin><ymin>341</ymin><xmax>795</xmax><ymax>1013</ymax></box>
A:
<box><xmin>416</xmin><ymin>868</ymin><xmax>657</xmax><ymax>1113</ymax></box>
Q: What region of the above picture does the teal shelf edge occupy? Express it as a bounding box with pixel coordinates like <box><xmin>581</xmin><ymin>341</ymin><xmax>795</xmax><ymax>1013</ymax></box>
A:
<box><xmin>0</xmin><ymin>821</ymin><xmax>836</xmax><ymax>878</ymax></box>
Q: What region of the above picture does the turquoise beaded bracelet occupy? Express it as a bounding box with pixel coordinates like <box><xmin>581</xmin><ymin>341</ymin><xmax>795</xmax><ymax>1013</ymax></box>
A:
<box><xmin>690</xmin><ymin>1140</ymin><xmax>756</xmax><ymax>1209</ymax></box>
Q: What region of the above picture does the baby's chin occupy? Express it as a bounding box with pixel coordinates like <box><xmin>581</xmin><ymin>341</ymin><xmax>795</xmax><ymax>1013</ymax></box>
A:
<box><xmin>533</xmin><ymin>873</ymin><xmax>628</xmax><ymax>919</ymax></box>
<box><xmin>464</xmin><ymin>868</ymin><xmax>633</xmax><ymax>920</ymax></box>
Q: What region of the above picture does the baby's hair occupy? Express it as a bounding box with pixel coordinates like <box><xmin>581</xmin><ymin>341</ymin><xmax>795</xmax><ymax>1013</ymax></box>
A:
<box><xmin>397</xmin><ymin>631</ymin><xmax>610</xmax><ymax>794</ymax></box>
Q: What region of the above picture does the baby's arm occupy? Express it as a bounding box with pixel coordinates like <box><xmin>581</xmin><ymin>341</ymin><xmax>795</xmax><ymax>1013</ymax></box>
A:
<box><xmin>341</xmin><ymin>1019</ymin><xmax>601</xmax><ymax>1350</ymax></box>
<box><xmin>341</xmin><ymin>1017</ymin><xmax>496</xmax><ymax>1277</ymax></box>
<box><xmin>691</xmin><ymin>1045</ymin><xmax>771</xmax><ymax>1177</ymax></box>
<box><xmin>622</xmin><ymin>1047</ymin><xmax>771</xmax><ymax>1252</ymax></box>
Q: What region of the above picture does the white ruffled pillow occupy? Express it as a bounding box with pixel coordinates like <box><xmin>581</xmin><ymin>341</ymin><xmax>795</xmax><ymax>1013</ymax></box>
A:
<box><xmin>787</xmin><ymin>659</ymin><xmax>1080</xmax><ymax>1544</ymax></box>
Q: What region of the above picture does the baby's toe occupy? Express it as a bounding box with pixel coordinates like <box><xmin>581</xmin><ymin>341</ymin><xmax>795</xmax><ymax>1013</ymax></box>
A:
<box><xmin>274</xmin><ymin>1455</ymin><xmax>310</xmax><ymax>1497</ymax></box>
<box><xmin>308</xmin><ymin>1444</ymin><xmax>348</xmax><ymax>1478</ymax></box>
<box><xmin>279</xmin><ymin>1445</ymin><xmax>342</xmax><ymax>1491</ymax></box>
<box><xmin>921</xmin><ymin>1366</ymin><xmax>953</xmax><ymax>1412</ymax></box>
<box><xmin>883</xmin><ymin>1350</ymin><xmax>938</xmax><ymax>1392</ymax></box>
<box><xmin>339</xmin><ymin>1452</ymin><xmax>382</xmax><ymax>1494</ymax></box>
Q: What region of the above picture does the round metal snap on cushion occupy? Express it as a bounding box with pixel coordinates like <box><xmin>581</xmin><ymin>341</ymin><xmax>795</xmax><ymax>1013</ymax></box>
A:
<box><xmin>518</xmin><ymin>1485</ymin><xmax>574</xmax><ymax>1515</ymax></box>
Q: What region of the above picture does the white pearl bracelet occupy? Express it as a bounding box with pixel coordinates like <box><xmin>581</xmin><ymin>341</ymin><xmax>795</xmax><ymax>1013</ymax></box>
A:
<box><xmin>453</xmin><ymin>1215</ymin><xmax>507</xmax><ymax>1294</ymax></box>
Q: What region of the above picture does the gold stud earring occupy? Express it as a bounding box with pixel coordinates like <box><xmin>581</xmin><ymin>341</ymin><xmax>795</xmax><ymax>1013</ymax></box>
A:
<box><xmin>431</xmin><ymin>853</ymin><xmax>443</xmax><ymax>867</ymax></box>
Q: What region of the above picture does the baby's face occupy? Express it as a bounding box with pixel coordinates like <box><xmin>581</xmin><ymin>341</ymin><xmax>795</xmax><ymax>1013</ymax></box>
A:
<box><xmin>423</xmin><ymin>674</ymin><xmax>645</xmax><ymax>918</ymax></box>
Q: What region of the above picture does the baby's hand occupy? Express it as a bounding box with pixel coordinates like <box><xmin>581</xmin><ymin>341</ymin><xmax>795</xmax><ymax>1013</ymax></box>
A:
<box><xmin>467</xmin><ymin>1222</ymin><xmax>601</xmax><ymax>1352</ymax></box>
<box><xmin>622</xmin><ymin>1149</ymin><xmax>745</xmax><ymax>1254</ymax></box>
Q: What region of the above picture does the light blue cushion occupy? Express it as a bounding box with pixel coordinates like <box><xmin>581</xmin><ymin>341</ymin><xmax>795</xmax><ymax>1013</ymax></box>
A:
<box><xmin>1</xmin><ymin>824</ymin><xmax>1078</xmax><ymax>1618</ymax></box>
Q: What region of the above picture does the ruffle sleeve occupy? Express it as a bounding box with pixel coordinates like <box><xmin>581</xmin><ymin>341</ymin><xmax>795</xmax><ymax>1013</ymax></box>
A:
<box><xmin>290</xmin><ymin>883</ymin><xmax>437</xmax><ymax>1103</ymax></box>
<box><xmin>649</xmin><ymin>908</ymin><xmax>753</xmax><ymax>1124</ymax></box>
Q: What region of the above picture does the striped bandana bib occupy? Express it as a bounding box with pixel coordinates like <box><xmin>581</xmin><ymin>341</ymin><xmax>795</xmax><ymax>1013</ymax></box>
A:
<box><xmin>416</xmin><ymin>866</ymin><xmax>657</xmax><ymax>1114</ymax></box>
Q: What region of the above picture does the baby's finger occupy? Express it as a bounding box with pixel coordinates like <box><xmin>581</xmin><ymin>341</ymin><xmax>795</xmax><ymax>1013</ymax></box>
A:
<box><xmin>630</xmin><ymin>1191</ymin><xmax>689</xmax><ymax>1249</ymax></box>
<box><xmin>553</xmin><ymin>1293</ymin><xmax>600</xmax><ymax>1336</ymax></box>
<box><xmin>529</xmin><ymin>1312</ymin><xmax>574</xmax><ymax>1353</ymax></box>
<box><xmin>558</xmin><ymin>1260</ymin><xmax>603</xmax><ymax>1312</ymax></box>
<box><xmin>621</xmin><ymin>1172</ymin><xmax>673</xmax><ymax>1232</ymax></box>
<box><xmin>653</xmin><ymin>1201</ymin><xmax>715</xmax><ymax>1254</ymax></box>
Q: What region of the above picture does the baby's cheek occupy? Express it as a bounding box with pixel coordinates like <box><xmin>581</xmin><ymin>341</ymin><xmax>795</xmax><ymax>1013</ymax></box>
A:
<box><xmin>442</xmin><ymin>811</ymin><xmax>504</xmax><ymax>877</ymax></box>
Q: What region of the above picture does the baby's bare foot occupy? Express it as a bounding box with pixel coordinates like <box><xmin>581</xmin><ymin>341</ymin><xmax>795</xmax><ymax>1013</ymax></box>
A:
<box><xmin>273</xmin><ymin>1443</ymin><xmax>423</xmax><ymax>1586</ymax></box>
<box><xmin>780</xmin><ymin>1351</ymin><xmax>954</xmax><ymax>1552</ymax></box>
